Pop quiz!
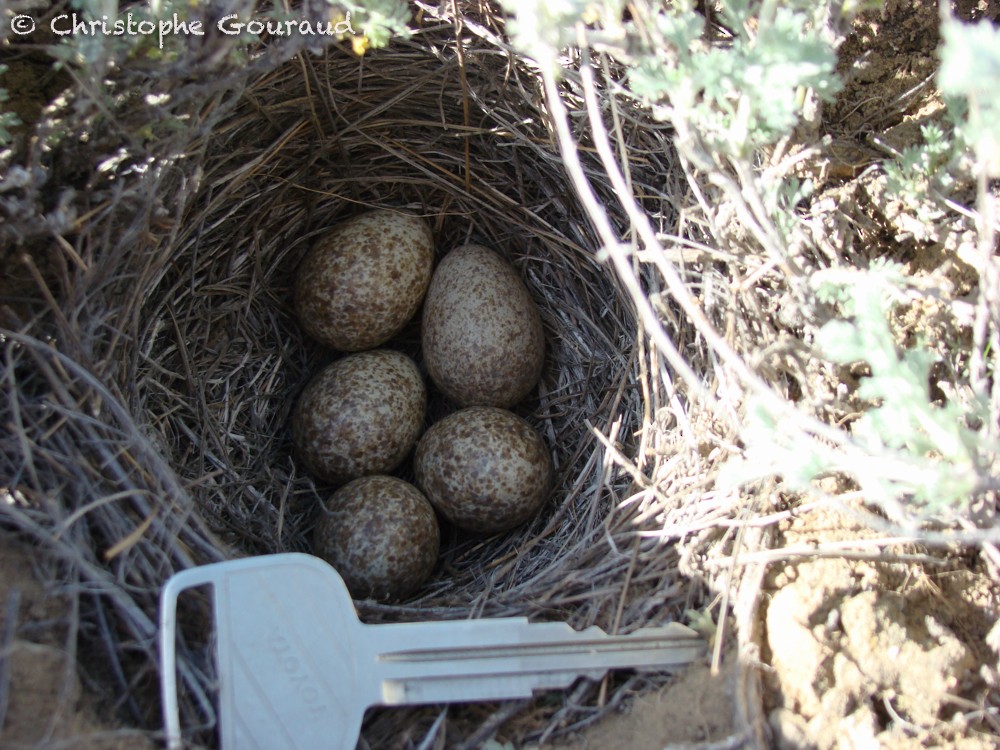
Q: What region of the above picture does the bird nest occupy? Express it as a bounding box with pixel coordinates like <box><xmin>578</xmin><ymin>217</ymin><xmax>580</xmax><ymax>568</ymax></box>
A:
<box><xmin>1</xmin><ymin>3</ymin><xmax>745</xmax><ymax>747</ymax></box>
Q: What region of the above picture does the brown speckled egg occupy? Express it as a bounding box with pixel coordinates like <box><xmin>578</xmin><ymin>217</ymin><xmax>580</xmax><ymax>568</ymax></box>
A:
<box><xmin>421</xmin><ymin>244</ymin><xmax>545</xmax><ymax>408</ymax></box>
<box><xmin>313</xmin><ymin>475</ymin><xmax>440</xmax><ymax>601</ymax></box>
<box><xmin>293</xmin><ymin>350</ymin><xmax>426</xmax><ymax>485</ymax></box>
<box><xmin>414</xmin><ymin>406</ymin><xmax>552</xmax><ymax>534</ymax></box>
<box><xmin>294</xmin><ymin>210</ymin><xmax>434</xmax><ymax>351</ymax></box>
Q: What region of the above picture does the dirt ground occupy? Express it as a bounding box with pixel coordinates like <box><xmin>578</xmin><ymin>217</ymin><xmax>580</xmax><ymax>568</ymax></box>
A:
<box><xmin>541</xmin><ymin>658</ymin><xmax>739</xmax><ymax>749</ymax></box>
<box><xmin>2</xmin><ymin>1</ymin><xmax>999</xmax><ymax>749</ymax></box>
<box><xmin>763</xmin><ymin>506</ymin><xmax>999</xmax><ymax>750</ymax></box>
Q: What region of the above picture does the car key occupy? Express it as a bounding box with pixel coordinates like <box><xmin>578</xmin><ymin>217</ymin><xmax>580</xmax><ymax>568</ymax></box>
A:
<box><xmin>160</xmin><ymin>553</ymin><xmax>704</xmax><ymax>750</ymax></box>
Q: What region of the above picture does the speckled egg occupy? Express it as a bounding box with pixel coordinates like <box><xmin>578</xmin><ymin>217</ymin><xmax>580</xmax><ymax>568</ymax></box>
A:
<box><xmin>313</xmin><ymin>475</ymin><xmax>440</xmax><ymax>601</ymax></box>
<box><xmin>414</xmin><ymin>406</ymin><xmax>552</xmax><ymax>534</ymax></box>
<box><xmin>294</xmin><ymin>210</ymin><xmax>434</xmax><ymax>351</ymax></box>
<box><xmin>292</xmin><ymin>350</ymin><xmax>426</xmax><ymax>485</ymax></box>
<box><xmin>421</xmin><ymin>244</ymin><xmax>545</xmax><ymax>408</ymax></box>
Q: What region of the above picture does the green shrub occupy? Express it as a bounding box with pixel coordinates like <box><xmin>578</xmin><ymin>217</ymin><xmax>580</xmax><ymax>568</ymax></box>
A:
<box><xmin>727</xmin><ymin>262</ymin><xmax>988</xmax><ymax>523</ymax></box>
<box><xmin>501</xmin><ymin>0</ymin><xmax>1000</xmax><ymax>531</ymax></box>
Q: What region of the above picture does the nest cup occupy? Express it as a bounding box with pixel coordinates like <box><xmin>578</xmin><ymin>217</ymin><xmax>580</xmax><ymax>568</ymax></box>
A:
<box><xmin>2</xmin><ymin>6</ymin><xmax>706</xmax><ymax>746</ymax></box>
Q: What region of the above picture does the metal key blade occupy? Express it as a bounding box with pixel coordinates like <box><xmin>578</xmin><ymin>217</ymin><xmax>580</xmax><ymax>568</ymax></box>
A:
<box><xmin>368</xmin><ymin>619</ymin><xmax>703</xmax><ymax>705</ymax></box>
<box><xmin>160</xmin><ymin>553</ymin><xmax>704</xmax><ymax>750</ymax></box>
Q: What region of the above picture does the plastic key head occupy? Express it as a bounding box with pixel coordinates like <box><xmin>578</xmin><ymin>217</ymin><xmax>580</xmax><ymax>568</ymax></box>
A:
<box><xmin>160</xmin><ymin>554</ymin><xmax>373</xmax><ymax>750</ymax></box>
